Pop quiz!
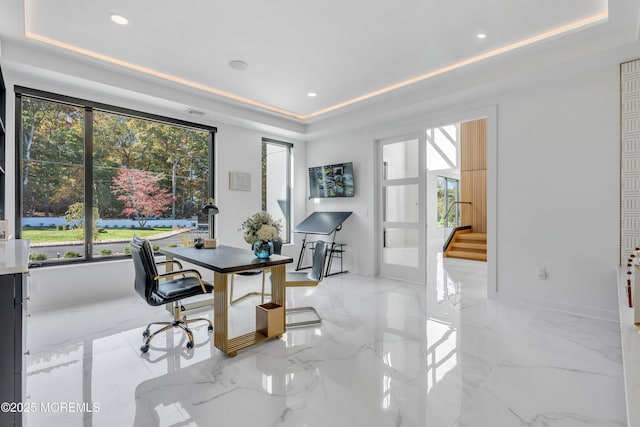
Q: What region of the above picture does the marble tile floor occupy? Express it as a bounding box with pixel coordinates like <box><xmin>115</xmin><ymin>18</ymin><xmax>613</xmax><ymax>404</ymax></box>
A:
<box><xmin>24</xmin><ymin>255</ymin><xmax>627</xmax><ymax>427</ymax></box>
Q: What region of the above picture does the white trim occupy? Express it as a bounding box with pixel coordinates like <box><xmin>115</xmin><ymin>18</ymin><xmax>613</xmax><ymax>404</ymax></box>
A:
<box><xmin>375</xmin><ymin>132</ymin><xmax>426</xmax><ymax>283</ymax></box>
<box><xmin>496</xmin><ymin>292</ymin><xmax>619</xmax><ymax>323</ymax></box>
<box><xmin>372</xmin><ymin>105</ymin><xmax>498</xmax><ymax>298</ymax></box>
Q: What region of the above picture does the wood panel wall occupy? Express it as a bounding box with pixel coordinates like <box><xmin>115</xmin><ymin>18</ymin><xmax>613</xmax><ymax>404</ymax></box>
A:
<box><xmin>460</xmin><ymin>119</ymin><xmax>487</xmax><ymax>233</ymax></box>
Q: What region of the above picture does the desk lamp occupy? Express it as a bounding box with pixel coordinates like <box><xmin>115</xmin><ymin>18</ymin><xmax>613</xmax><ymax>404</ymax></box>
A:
<box><xmin>202</xmin><ymin>198</ymin><xmax>219</xmax><ymax>248</ymax></box>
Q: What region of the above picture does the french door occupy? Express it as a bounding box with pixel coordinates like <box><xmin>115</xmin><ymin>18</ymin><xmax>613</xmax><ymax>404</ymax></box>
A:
<box><xmin>377</xmin><ymin>133</ymin><xmax>426</xmax><ymax>283</ymax></box>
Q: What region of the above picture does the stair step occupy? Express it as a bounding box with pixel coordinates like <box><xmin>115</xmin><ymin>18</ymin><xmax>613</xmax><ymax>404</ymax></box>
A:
<box><xmin>451</xmin><ymin>241</ymin><xmax>486</xmax><ymax>250</ymax></box>
<box><xmin>446</xmin><ymin>250</ymin><xmax>487</xmax><ymax>261</ymax></box>
<box><xmin>455</xmin><ymin>232</ymin><xmax>487</xmax><ymax>242</ymax></box>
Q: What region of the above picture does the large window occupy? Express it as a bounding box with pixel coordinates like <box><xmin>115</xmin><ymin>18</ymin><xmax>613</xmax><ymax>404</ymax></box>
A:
<box><xmin>437</xmin><ymin>176</ymin><xmax>459</xmax><ymax>228</ymax></box>
<box><xmin>17</xmin><ymin>88</ymin><xmax>216</xmax><ymax>264</ymax></box>
<box><xmin>261</xmin><ymin>138</ymin><xmax>292</xmax><ymax>243</ymax></box>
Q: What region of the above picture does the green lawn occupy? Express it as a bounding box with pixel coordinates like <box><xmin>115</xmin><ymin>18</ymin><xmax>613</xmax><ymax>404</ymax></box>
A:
<box><xmin>22</xmin><ymin>227</ymin><xmax>174</xmax><ymax>243</ymax></box>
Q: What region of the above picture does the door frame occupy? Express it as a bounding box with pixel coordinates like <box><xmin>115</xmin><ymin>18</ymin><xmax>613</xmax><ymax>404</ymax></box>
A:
<box><xmin>373</xmin><ymin>105</ymin><xmax>497</xmax><ymax>298</ymax></box>
<box><xmin>376</xmin><ymin>132</ymin><xmax>427</xmax><ymax>283</ymax></box>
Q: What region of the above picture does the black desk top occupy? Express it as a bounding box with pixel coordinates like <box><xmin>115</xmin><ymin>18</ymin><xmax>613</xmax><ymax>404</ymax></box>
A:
<box><xmin>159</xmin><ymin>245</ymin><xmax>293</xmax><ymax>274</ymax></box>
<box><xmin>293</xmin><ymin>211</ymin><xmax>353</xmax><ymax>235</ymax></box>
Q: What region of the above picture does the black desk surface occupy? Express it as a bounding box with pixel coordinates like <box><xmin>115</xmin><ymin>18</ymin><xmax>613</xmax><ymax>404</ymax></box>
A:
<box><xmin>159</xmin><ymin>245</ymin><xmax>293</xmax><ymax>274</ymax></box>
<box><xmin>293</xmin><ymin>211</ymin><xmax>353</xmax><ymax>235</ymax></box>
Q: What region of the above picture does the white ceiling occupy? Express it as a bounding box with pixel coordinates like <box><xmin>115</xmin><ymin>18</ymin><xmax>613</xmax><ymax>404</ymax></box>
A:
<box><xmin>0</xmin><ymin>0</ymin><xmax>638</xmax><ymax>127</ymax></box>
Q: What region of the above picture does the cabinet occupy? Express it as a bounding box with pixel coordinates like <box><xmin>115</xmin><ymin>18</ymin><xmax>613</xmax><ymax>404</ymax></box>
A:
<box><xmin>0</xmin><ymin>273</ymin><xmax>26</xmax><ymax>427</ymax></box>
<box><xmin>0</xmin><ymin>241</ymin><xmax>30</xmax><ymax>427</ymax></box>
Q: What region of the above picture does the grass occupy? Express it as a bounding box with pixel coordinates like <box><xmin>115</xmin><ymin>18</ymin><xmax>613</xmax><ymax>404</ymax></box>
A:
<box><xmin>22</xmin><ymin>226</ymin><xmax>174</xmax><ymax>243</ymax></box>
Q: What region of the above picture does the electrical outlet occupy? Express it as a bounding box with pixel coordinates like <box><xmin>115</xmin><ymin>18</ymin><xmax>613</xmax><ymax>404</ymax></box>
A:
<box><xmin>537</xmin><ymin>267</ymin><xmax>548</xmax><ymax>280</ymax></box>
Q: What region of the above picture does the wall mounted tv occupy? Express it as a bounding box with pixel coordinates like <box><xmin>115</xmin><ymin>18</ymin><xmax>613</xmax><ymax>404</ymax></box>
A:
<box><xmin>308</xmin><ymin>162</ymin><xmax>355</xmax><ymax>198</ymax></box>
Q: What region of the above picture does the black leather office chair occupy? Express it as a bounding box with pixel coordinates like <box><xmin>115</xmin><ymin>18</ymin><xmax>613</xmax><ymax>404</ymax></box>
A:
<box><xmin>131</xmin><ymin>235</ymin><xmax>213</xmax><ymax>353</ymax></box>
<box><xmin>281</xmin><ymin>240</ymin><xmax>328</xmax><ymax>328</ymax></box>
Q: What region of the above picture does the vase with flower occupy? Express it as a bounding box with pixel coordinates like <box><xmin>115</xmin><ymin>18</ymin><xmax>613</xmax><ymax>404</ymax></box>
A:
<box><xmin>239</xmin><ymin>211</ymin><xmax>283</xmax><ymax>259</ymax></box>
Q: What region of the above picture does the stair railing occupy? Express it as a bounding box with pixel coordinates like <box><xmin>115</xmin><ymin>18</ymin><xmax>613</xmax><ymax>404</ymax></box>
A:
<box><xmin>442</xmin><ymin>201</ymin><xmax>472</xmax><ymax>252</ymax></box>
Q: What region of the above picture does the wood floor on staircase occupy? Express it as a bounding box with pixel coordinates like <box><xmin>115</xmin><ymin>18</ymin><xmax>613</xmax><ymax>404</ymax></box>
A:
<box><xmin>446</xmin><ymin>232</ymin><xmax>487</xmax><ymax>261</ymax></box>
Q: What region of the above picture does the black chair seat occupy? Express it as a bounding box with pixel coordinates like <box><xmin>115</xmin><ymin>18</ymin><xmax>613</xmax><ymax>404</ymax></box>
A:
<box><xmin>153</xmin><ymin>278</ymin><xmax>214</xmax><ymax>305</ymax></box>
<box><xmin>131</xmin><ymin>235</ymin><xmax>214</xmax><ymax>353</ymax></box>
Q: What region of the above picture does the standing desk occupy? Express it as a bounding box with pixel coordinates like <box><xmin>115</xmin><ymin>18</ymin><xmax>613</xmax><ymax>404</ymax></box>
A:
<box><xmin>294</xmin><ymin>211</ymin><xmax>352</xmax><ymax>276</ymax></box>
<box><xmin>160</xmin><ymin>245</ymin><xmax>292</xmax><ymax>357</ymax></box>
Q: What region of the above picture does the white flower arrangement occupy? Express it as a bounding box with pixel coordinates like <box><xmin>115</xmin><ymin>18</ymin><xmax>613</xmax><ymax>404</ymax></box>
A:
<box><xmin>239</xmin><ymin>211</ymin><xmax>282</xmax><ymax>244</ymax></box>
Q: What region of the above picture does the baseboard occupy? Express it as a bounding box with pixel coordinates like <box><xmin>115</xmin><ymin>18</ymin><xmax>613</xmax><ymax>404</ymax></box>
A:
<box><xmin>495</xmin><ymin>291</ymin><xmax>619</xmax><ymax>323</ymax></box>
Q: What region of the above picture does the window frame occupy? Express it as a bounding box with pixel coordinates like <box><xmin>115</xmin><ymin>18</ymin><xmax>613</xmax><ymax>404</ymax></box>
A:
<box><xmin>15</xmin><ymin>86</ymin><xmax>217</xmax><ymax>265</ymax></box>
<box><xmin>437</xmin><ymin>175</ymin><xmax>460</xmax><ymax>229</ymax></box>
<box><xmin>261</xmin><ymin>138</ymin><xmax>292</xmax><ymax>244</ymax></box>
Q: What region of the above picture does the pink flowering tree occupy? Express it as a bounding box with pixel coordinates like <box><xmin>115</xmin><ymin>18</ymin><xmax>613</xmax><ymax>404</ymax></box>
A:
<box><xmin>111</xmin><ymin>167</ymin><xmax>175</xmax><ymax>228</ymax></box>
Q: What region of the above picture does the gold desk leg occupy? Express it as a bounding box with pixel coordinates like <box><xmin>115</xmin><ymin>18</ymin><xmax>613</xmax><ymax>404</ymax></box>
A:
<box><xmin>214</xmin><ymin>266</ymin><xmax>286</xmax><ymax>356</ymax></box>
<box><xmin>269</xmin><ymin>265</ymin><xmax>286</xmax><ymax>337</ymax></box>
<box><xmin>214</xmin><ymin>271</ymin><xmax>230</xmax><ymax>355</ymax></box>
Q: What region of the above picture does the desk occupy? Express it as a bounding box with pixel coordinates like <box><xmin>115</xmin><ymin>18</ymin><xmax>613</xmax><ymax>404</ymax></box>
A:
<box><xmin>160</xmin><ymin>245</ymin><xmax>293</xmax><ymax>357</ymax></box>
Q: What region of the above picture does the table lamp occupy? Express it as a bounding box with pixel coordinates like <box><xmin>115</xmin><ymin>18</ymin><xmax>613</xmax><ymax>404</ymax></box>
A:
<box><xmin>202</xmin><ymin>198</ymin><xmax>219</xmax><ymax>248</ymax></box>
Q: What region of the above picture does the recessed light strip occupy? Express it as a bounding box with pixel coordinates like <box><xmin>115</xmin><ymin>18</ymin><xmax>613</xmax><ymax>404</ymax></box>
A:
<box><xmin>301</xmin><ymin>10</ymin><xmax>608</xmax><ymax>120</ymax></box>
<box><xmin>24</xmin><ymin>31</ymin><xmax>305</xmax><ymax>119</ymax></box>
<box><xmin>23</xmin><ymin>0</ymin><xmax>607</xmax><ymax>121</ymax></box>
<box><xmin>22</xmin><ymin>0</ymin><xmax>304</xmax><ymax>120</ymax></box>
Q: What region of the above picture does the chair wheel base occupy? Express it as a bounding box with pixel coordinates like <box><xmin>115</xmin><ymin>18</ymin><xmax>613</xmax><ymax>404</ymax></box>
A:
<box><xmin>208</xmin><ymin>325</ymin><xmax>213</xmax><ymax>333</ymax></box>
<box><xmin>140</xmin><ymin>344</ymin><xmax>149</xmax><ymax>353</ymax></box>
<box><xmin>142</xmin><ymin>329</ymin><xmax>150</xmax><ymax>338</ymax></box>
<box><xmin>186</xmin><ymin>341</ymin><xmax>194</xmax><ymax>349</ymax></box>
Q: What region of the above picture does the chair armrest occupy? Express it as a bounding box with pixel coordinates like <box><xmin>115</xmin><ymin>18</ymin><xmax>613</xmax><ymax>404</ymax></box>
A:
<box><xmin>156</xmin><ymin>260</ymin><xmax>184</xmax><ymax>270</ymax></box>
<box><xmin>155</xmin><ymin>269</ymin><xmax>208</xmax><ymax>293</ymax></box>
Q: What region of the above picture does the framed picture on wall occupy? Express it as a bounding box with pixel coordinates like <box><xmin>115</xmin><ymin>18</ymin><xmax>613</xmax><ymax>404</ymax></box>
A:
<box><xmin>0</xmin><ymin>220</ymin><xmax>7</xmax><ymax>241</ymax></box>
<box><xmin>229</xmin><ymin>172</ymin><xmax>251</xmax><ymax>191</ymax></box>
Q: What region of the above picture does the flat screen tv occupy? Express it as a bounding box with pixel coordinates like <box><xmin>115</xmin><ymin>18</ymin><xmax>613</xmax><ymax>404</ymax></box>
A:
<box><xmin>308</xmin><ymin>162</ymin><xmax>354</xmax><ymax>198</ymax></box>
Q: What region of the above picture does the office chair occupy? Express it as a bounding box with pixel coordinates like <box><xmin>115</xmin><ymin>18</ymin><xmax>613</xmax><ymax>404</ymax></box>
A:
<box><xmin>130</xmin><ymin>235</ymin><xmax>213</xmax><ymax>353</ymax></box>
<box><xmin>280</xmin><ymin>240</ymin><xmax>328</xmax><ymax>328</ymax></box>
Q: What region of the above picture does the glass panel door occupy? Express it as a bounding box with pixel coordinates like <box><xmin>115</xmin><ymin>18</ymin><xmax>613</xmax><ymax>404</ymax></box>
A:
<box><xmin>378</xmin><ymin>135</ymin><xmax>426</xmax><ymax>282</ymax></box>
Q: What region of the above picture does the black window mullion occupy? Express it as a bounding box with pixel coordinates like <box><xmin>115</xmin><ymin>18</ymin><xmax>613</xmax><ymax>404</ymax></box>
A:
<box><xmin>208</xmin><ymin>131</ymin><xmax>215</xmax><ymax>235</ymax></box>
<box><xmin>84</xmin><ymin>107</ymin><xmax>94</xmax><ymax>259</ymax></box>
<box><xmin>285</xmin><ymin>144</ymin><xmax>292</xmax><ymax>243</ymax></box>
<box><xmin>14</xmin><ymin>93</ymin><xmax>23</xmax><ymax>239</ymax></box>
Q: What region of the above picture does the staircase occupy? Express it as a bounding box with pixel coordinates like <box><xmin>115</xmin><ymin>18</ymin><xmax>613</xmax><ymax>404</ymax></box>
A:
<box><xmin>444</xmin><ymin>230</ymin><xmax>487</xmax><ymax>261</ymax></box>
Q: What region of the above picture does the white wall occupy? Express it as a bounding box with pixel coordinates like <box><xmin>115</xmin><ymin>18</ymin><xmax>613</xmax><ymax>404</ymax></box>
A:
<box><xmin>307</xmin><ymin>62</ymin><xmax>620</xmax><ymax>319</ymax></box>
<box><xmin>305</xmin><ymin>133</ymin><xmax>376</xmax><ymax>276</ymax></box>
<box><xmin>214</xmin><ymin>123</ymin><xmax>307</xmax><ymax>257</ymax></box>
<box><xmin>495</xmin><ymin>65</ymin><xmax>619</xmax><ymax>319</ymax></box>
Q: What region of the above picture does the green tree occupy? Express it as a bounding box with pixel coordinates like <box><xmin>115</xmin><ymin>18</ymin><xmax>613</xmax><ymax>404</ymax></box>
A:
<box><xmin>22</xmin><ymin>97</ymin><xmax>84</xmax><ymax>217</ymax></box>
<box><xmin>65</xmin><ymin>202</ymin><xmax>100</xmax><ymax>237</ymax></box>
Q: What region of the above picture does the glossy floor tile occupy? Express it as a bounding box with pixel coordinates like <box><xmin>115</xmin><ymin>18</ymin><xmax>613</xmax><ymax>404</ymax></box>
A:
<box><xmin>23</xmin><ymin>253</ymin><xmax>627</xmax><ymax>426</ymax></box>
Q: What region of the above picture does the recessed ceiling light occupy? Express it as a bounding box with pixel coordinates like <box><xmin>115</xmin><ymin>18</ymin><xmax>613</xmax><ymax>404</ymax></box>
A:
<box><xmin>110</xmin><ymin>13</ymin><xmax>129</xmax><ymax>25</ymax></box>
<box><xmin>477</xmin><ymin>33</ymin><xmax>487</xmax><ymax>39</ymax></box>
<box><xmin>228</xmin><ymin>60</ymin><xmax>248</xmax><ymax>71</ymax></box>
<box><xmin>307</xmin><ymin>92</ymin><xmax>317</xmax><ymax>98</ymax></box>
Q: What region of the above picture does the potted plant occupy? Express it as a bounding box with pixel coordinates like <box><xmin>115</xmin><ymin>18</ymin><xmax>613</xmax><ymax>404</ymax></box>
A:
<box><xmin>239</xmin><ymin>211</ymin><xmax>282</xmax><ymax>258</ymax></box>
